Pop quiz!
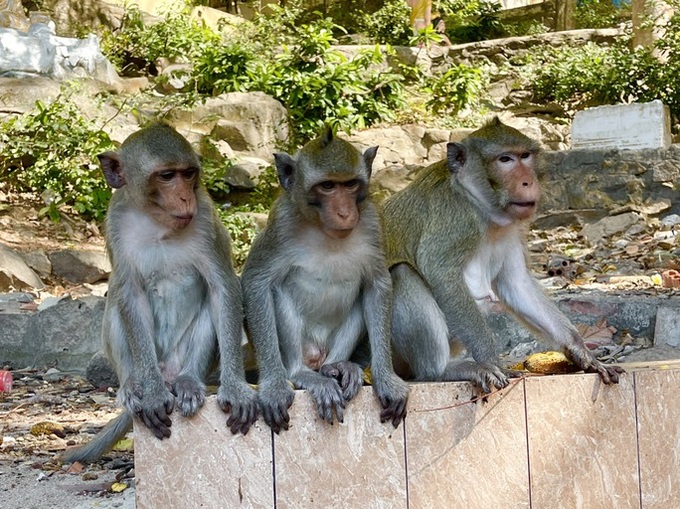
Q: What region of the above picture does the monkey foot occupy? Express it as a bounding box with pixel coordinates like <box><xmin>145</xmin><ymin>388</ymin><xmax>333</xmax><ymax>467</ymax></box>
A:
<box><xmin>173</xmin><ymin>376</ymin><xmax>206</xmax><ymax>417</ymax></box>
<box><xmin>257</xmin><ymin>378</ymin><xmax>295</xmax><ymax>434</ymax></box>
<box><xmin>319</xmin><ymin>361</ymin><xmax>363</xmax><ymax>401</ymax></box>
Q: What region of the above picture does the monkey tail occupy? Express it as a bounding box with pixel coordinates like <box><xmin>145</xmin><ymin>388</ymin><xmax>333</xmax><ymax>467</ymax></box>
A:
<box><xmin>60</xmin><ymin>411</ymin><xmax>133</xmax><ymax>464</ymax></box>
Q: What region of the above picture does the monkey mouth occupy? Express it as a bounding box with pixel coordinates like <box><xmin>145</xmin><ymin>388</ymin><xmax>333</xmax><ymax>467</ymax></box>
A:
<box><xmin>508</xmin><ymin>201</ymin><xmax>536</xmax><ymax>219</ymax></box>
<box><xmin>172</xmin><ymin>214</ymin><xmax>194</xmax><ymax>229</ymax></box>
<box><xmin>510</xmin><ymin>201</ymin><xmax>536</xmax><ymax>209</ymax></box>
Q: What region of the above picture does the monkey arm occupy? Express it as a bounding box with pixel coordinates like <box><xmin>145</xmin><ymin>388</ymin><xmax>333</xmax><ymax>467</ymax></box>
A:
<box><xmin>107</xmin><ymin>273</ymin><xmax>175</xmax><ymax>439</ymax></box>
<box><xmin>494</xmin><ymin>239</ymin><xmax>622</xmax><ymax>384</ymax></box>
<box><xmin>206</xmin><ymin>221</ymin><xmax>258</xmax><ymax>434</ymax></box>
<box><xmin>361</xmin><ymin>268</ymin><xmax>409</xmax><ymax>426</ymax></box>
<box><xmin>241</xmin><ymin>236</ymin><xmax>295</xmax><ymax>432</ymax></box>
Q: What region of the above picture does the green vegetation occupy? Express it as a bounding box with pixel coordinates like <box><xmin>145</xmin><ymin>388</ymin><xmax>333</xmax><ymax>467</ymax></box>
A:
<box><xmin>0</xmin><ymin>86</ymin><xmax>114</xmax><ymax>222</ymax></box>
<box><xmin>520</xmin><ymin>5</ymin><xmax>680</xmax><ymax>127</ymax></box>
<box><xmin>2</xmin><ymin>0</ymin><xmax>678</xmax><ymax>228</ymax></box>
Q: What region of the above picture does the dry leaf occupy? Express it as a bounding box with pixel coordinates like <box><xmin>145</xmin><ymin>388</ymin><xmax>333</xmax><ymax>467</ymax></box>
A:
<box><xmin>576</xmin><ymin>318</ymin><xmax>616</xmax><ymax>348</ymax></box>
<box><xmin>30</xmin><ymin>421</ymin><xmax>66</xmax><ymax>438</ymax></box>
<box><xmin>111</xmin><ymin>482</ymin><xmax>128</xmax><ymax>493</ymax></box>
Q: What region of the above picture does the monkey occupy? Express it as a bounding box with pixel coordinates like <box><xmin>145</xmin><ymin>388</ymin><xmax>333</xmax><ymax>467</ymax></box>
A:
<box><xmin>241</xmin><ymin>126</ymin><xmax>409</xmax><ymax>433</ymax></box>
<box><xmin>61</xmin><ymin>123</ymin><xmax>257</xmax><ymax>463</ymax></box>
<box><xmin>382</xmin><ymin>117</ymin><xmax>623</xmax><ymax>390</ymax></box>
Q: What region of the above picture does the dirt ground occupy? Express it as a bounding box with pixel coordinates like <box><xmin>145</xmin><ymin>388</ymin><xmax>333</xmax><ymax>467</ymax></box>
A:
<box><xmin>0</xmin><ymin>369</ymin><xmax>135</xmax><ymax>509</ymax></box>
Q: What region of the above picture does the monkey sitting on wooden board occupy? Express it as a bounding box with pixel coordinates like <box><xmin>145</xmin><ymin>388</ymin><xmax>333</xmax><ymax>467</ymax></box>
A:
<box><xmin>62</xmin><ymin>123</ymin><xmax>257</xmax><ymax>463</ymax></box>
<box><xmin>242</xmin><ymin>127</ymin><xmax>409</xmax><ymax>433</ymax></box>
<box><xmin>382</xmin><ymin>118</ymin><xmax>623</xmax><ymax>390</ymax></box>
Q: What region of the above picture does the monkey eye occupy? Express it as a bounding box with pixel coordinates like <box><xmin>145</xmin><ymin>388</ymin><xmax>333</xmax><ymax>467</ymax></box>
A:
<box><xmin>498</xmin><ymin>155</ymin><xmax>514</xmax><ymax>163</ymax></box>
<box><xmin>520</xmin><ymin>152</ymin><xmax>532</xmax><ymax>160</ymax></box>
<box><xmin>159</xmin><ymin>171</ymin><xmax>175</xmax><ymax>181</ymax></box>
<box><xmin>318</xmin><ymin>181</ymin><xmax>336</xmax><ymax>191</ymax></box>
<box><xmin>344</xmin><ymin>179</ymin><xmax>360</xmax><ymax>189</ymax></box>
<box><xmin>182</xmin><ymin>169</ymin><xmax>198</xmax><ymax>180</ymax></box>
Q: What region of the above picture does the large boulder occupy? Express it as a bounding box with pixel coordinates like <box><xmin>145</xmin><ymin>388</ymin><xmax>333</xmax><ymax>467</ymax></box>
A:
<box><xmin>170</xmin><ymin>92</ymin><xmax>289</xmax><ymax>160</ymax></box>
<box><xmin>0</xmin><ymin>242</ymin><xmax>44</xmax><ymax>291</ymax></box>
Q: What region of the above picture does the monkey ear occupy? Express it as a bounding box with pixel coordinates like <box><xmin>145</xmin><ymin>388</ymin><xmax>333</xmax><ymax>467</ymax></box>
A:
<box><xmin>446</xmin><ymin>142</ymin><xmax>466</xmax><ymax>174</ymax></box>
<box><xmin>273</xmin><ymin>153</ymin><xmax>296</xmax><ymax>192</ymax></box>
<box><xmin>363</xmin><ymin>146</ymin><xmax>378</xmax><ymax>178</ymax></box>
<box><xmin>97</xmin><ymin>152</ymin><xmax>126</xmax><ymax>189</ymax></box>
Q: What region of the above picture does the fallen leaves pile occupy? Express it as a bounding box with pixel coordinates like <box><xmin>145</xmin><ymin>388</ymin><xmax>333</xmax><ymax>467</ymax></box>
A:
<box><xmin>0</xmin><ymin>367</ymin><xmax>133</xmax><ymax>496</ymax></box>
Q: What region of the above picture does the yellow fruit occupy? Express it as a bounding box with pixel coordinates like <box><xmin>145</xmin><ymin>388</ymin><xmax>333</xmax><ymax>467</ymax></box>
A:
<box><xmin>524</xmin><ymin>351</ymin><xmax>578</xmax><ymax>374</ymax></box>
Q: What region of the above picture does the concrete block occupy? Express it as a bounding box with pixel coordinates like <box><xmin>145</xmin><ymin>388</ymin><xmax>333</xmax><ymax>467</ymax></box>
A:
<box><xmin>525</xmin><ymin>373</ymin><xmax>639</xmax><ymax>508</ymax></box>
<box><xmin>654</xmin><ymin>306</ymin><xmax>680</xmax><ymax>348</ymax></box>
<box><xmin>571</xmin><ymin>100</ymin><xmax>671</xmax><ymax>150</ymax></box>
<box><xmin>635</xmin><ymin>369</ymin><xmax>680</xmax><ymax>508</ymax></box>
<box><xmin>274</xmin><ymin>387</ymin><xmax>407</xmax><ymax>509</ymax></box>
<box><xmin>135</xmin><ymin>397</ymin><xmax>274</xmax><ymax>509</ymax></box>
<box><xmin>406</xmin><ymin>381</ymin><xmax>530</xmax><ymax>509</ymax></box>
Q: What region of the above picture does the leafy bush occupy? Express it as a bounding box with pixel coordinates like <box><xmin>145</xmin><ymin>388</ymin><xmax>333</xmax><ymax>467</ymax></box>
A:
<box><xmin>523</xmin><ymin>9</ymin><xmax>680</xmax><ymax>129</ymax></box>
<box><xmin>194</xmin><ymin>16</ymin><xmax>405</xmax><ymax>144</ymax></box>
<box><xmin>359</xmin><ymin>0</ymin><xmax>412</xmax><ymax>46</ymax></box>
<box><xmin>576</xmin><ymin>0</ymin><xmax>630</xmax><ymax>29</ymax></box>
<box><xmin>425</xmin><ymin>64</ymin><xmax>487</xmax><ymax>115</ymax></box>
<box><xmin>101</xmin><ymin>5</ymin><xmax>219</xmax><ymax>74</ymax></box>
<box><xmin>0</xmin><ymin>88</ymin><xmax>114</xmax><ymax>221</ymax></box>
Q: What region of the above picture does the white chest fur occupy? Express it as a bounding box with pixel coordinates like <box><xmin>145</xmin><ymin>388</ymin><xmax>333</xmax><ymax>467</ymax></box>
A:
<box><xmin>278</xmin><ymin>227</ymin><xmax>374</xmax><ymax>336</ymax></box>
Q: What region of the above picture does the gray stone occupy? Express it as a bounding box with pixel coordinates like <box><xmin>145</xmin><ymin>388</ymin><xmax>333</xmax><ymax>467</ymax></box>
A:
<box><xmin>85</xmin><ymin>351</ymin><xmax>118</xmax><ymax>388</ymax></box>
<box><xmin>580</xmin><ymin>212</ymin><xmax>642</xmax><ymax>245</ymax></box>
<box><xmin>171</xmin><ymin>92</ymin><xmax>289</xmax><ymax>160</ymax></box>
<box><xmin>49</xmin><ymin>249</ymin><xmax>110</xmax><ymax>284</ymax></box>
<box><xmin>654</xmin><ymin>307</ymin><xmax>680</xmax><ymax>348</ymax></box>
<box><xmin>225</xmin><ymin>157</ymin><xmax>269</xmax><ymax>190</ymax></box>
<box><xmin>20</xmin><ymin>249</ymin><xmax>51</xmax><ymax>277</ymax></box>
<box><xmin>44</xmin><ymin>367</ymin><xmax>63</xmax><ymax>382</ymax></box>
<box><xmin>0</xmin><ymin>242</ymin><xmax>44</xmax><ymax>291</ymax></box>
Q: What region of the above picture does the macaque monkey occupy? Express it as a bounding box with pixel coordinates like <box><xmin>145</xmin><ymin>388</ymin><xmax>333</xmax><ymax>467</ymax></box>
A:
<box><xmin>62</xmin><ymin>123</ymin><xmax>257</xmax><ymax>463</ymax></box>
<box><xmin>242</xmin><ymin>127</ymin><xmax>409</xmax><ymax>432</ymax></box>
<box><xmin>382</xmin><ymin>118</ymin><xmax>623</xmax><ymax>390</ymax></box>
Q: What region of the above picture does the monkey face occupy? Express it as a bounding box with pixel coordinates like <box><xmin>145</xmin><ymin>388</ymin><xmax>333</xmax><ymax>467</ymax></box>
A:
<box><xmin>309</xmin><ymin>178</ymin><xmax>364</xmax><ymax>239</ymax></box>
<box><xmin>492</xmin><ymin>150</ymin><xmax>540</xmax><ymax>220</ymax></box>
<box><xmin>147</xmin><ymin>166</ymin><xmax>199</xmax><ymax>230</ymax></box>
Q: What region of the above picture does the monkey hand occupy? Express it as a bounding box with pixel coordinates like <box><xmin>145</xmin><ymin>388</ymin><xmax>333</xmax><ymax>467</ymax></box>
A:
<box><xmin>565</xmin><ymin>345</ymin><xmax>624</xmax><ymax>385</ymax></box>
<box><xmin>217</xmin><ymin>382</ymin><xmax>259</xmax><ymax>435</ymax></box>
<box><xmin>118</xmin><ymin>376</ymin><xmax>174</xmax><ymax>440</ymax></box>
<box><xmin>372</xmin><ymin>372</ymin><xmax>409</xmax><ymax>428</ymax></box>
<box><xmin>257</xmin><ymin>378</ymin><xmax>295</xmax><ymax>434</ymax></box>
<box><xmin>452</xmin><ymin>361</ymin><xmax>510</xmax><ymax>393</ymax></box>
<box><xmin>173</xmin><ymin>375</ymin><xmax>206</xmax><ymax>417</ymax></box>
<box><xmin>319</xmin><ymin>361</ymin><xmax>363</xmax><ymax>401</ymax></box>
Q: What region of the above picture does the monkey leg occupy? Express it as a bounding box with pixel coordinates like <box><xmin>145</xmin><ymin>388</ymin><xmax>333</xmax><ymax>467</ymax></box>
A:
<box><xmin>391</xmin><ymin>263</ymin><xmax>449</xmax><ymax>380</ymax></box>
<box><xmin>320</xmin><ymin>303</ymin><xmax>365</xmax><ymax>401</ymax></box>
<box><xmin>170</xmin><ymin>308</ymin><xmax>216</xmax><ymax>418</ymax></box>
<box><xmin>392</xmin><ymin>264</ymin><xmax>508</xmax><ymax>391</ymax></box>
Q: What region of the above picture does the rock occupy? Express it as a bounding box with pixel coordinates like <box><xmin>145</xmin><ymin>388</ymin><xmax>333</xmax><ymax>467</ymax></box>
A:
<box><xmin>0</xmin><ymin>242</ymin><xmax>44</xmax><ymax>291</ymax></box>
<box><xmin>660</xmin><ymin>214</ymin><xmax>680</xmax><ymax>229</ymax></box>
<box><xmin>225</xmin><ymin>157</ymin><xmax>269</xmax><ymax>190</ymax></box>
<box><xmin>655</xmin><ymin>306</ymin><xmax>680</xmax><ymax>347</ymax></box>
<box><xmin>49</xmin><ymin>249</ymin><xmax>110</xmax><ymax>284</ymax></box>
<box><xmin>20</xmin><ymin>250</ymin><xmax>51</xmax><ymax>277</ymax></box>
<box><xmin>43</xmin><ymin>367</ymin><xmax>63</xmax><ymax>382</ymax></box>
<box><xmin>85</xmin><ymin>351</ymin><xmax>118</xmax><ymax>389</ymax></box>
<box><xmin>170</xmin><ymin>92</ymin><xmax>289</xmax><ymax>160</ymax></box>
<box><xmin>580</xmin><ymin>212</ymin><xmax>641</xmax><ymax>245</ymax></box>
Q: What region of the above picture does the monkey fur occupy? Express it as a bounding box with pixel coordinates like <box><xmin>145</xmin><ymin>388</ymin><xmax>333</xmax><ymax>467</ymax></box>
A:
<box><xmin>61</xmin><ymin>123</ymin><xmax>257</xmax><ymax>463</ymax></box>
<box><xmin>382</xmin><ymin>117</ymin><xmax>623</xmax><ymax>389</ymax></box>
<box><xmin>242</xmin><ymin>127</ymin><xmax>409</xmax><ymax>433</ymax></box>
